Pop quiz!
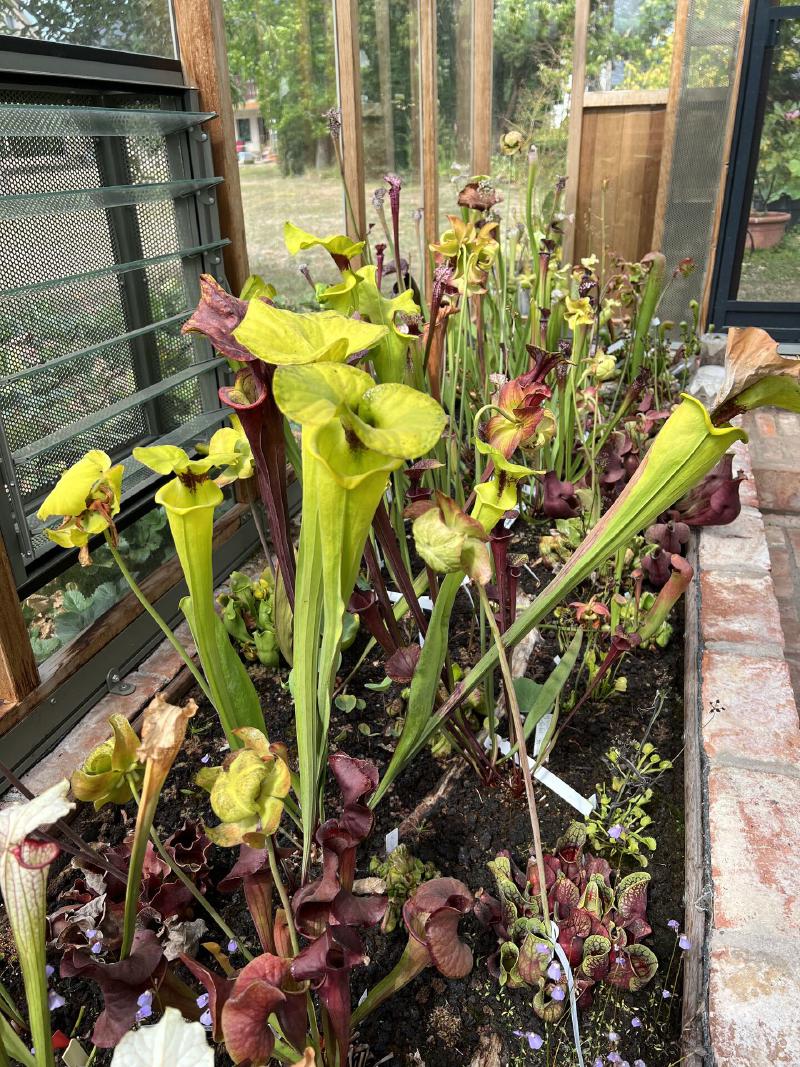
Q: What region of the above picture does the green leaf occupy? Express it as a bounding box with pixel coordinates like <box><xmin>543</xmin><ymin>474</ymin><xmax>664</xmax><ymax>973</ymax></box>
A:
<box><xmin>365</xmin><ymin>677</ymin><xmax>392</xmax><ymax>692</ymax></box>
<box><xmin>233</xmin><ymin>301</ymin><xmax>387</xmax><ymax>366</ymax></box>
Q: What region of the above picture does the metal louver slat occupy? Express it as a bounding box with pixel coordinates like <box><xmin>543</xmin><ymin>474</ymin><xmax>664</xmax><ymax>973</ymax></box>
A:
<box><xmin>0</xmin><ymin>103</ymin><xmax>215</xmax><ymax>137</ymax></box>
<box><xmin>0</xmin><ymin>178</ymin><xmax>223</xmax><ymax>220</ymax></box>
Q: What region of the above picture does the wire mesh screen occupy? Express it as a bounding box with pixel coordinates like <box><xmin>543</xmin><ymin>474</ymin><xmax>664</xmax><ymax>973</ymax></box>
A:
<box><xmin>0</xmin><ymin>84</ymin><xmax>227</xmax><ymax>581</ymax></box>
<box><xmin>659</xmin><ymin>0</ymin><xmax>745</xmax><ymax>325</ymax></box>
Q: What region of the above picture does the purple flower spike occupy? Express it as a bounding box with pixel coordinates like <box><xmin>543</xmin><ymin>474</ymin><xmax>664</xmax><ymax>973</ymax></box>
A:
<box><xmin>547</xmin><ymin>961</ymin><xmax>562</xmax><ymax>981</ymax></box>
<box><xmin>679</xmin><ymin>934</ymin><xmax>692</xmax><ymax>951</ymax></box>
<box><xmin>551</xmin><ymin>987</ymin><xmax>565</xmax><ymax>1002</ymax></box>
<box><xmin>667</xmin><ymin>919</ymin><xmax>680</xmax><ymax>932</ymax></box>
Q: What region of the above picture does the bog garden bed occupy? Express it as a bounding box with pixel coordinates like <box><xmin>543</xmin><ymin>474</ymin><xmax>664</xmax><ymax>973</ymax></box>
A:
<box><xmin>3</xmin><ymin>151</ymin><xmax>800</xmax><ymax>1067</ymax></box>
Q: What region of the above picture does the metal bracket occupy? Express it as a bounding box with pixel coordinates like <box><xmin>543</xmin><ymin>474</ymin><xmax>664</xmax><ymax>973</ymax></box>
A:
<box><xmin>106</xmin><ymin>669</ymin><xmax>136</xmax><ymax>697</ymax></box>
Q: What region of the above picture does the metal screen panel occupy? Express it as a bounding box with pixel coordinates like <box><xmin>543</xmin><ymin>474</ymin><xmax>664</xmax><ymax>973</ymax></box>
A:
<box><xmin>0</xmin><ymin>82</ymin><xmax>230</xmax><ymax>592</ymax></box>
<box><xmin>659</xmin><ymin>0</ymin><xmax>746</xmax><ymax>325</ymax></box>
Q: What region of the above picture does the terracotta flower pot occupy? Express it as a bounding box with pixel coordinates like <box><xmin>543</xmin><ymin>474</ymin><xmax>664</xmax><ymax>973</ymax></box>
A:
<box><xmin>747</xmin><ymin>211</ymin><xmax>791</xmax><ymax>250</ymax></box>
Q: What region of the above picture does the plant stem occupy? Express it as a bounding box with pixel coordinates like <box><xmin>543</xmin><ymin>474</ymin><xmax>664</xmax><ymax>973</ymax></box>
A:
<box><xmin>105</xmin><ymin>537</ymin><xmax>214</xmax><ymax>708</ymax></box>
<box><xmin>478</xmin><ymin>583</ymin><xmax>550</xmax><ymax>925</ymax></box>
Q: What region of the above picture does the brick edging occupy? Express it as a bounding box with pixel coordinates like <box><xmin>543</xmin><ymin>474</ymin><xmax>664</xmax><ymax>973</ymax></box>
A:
<box><xmin>686</xmin><ymin>439</ymin><xmax>800</xmax><ymax>1065</ymax></box>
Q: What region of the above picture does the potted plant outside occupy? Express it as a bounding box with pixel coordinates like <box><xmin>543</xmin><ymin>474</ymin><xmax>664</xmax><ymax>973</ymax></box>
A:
<box><xmin>747</xmin><ymin>102</ymin><xmax>800</xmax><ymax>250</ymax></box>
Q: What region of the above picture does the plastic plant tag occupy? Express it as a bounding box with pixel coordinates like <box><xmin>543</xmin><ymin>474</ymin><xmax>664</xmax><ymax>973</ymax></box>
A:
<box><xmin>533</xmin><ymin>713</ymin><xmax>553</xmax><ymax>757</ymax></box>
<box><xmin>385</xmin><ymin>827</ymin><xmax>399</xmax><ymax>854</ymax></box>
<box><xmin>62</xmin><ymin>1041</ymin><xmax>89</xmax><ymax>1067</ymax></box>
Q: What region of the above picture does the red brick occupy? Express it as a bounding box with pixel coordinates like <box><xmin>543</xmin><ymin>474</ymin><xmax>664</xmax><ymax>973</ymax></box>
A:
<box><xmin>754</xmin><ymin>470</ymin><xmax>800</xmax><ymax>513</ymax></box>
<box><xmin>699</xmin><ymin>572</ymin><xmax>784</xmax><ymax>648</ymax></box>
<box><xmin>754</xmin><ymin>411</ymin><xmax>777</xmax><ymax>436</ymax></box>
<box><xmin>768</xmin><ymin>545</ymin><xmax>792</xmax><ymax>581</ymax></box>
<box><xmin>764</xmin><ymin>524</ymin><xmax>788</xmax><ymax>549</ymax></box>
<box><xmin>698</xmin><ymin>512</ymin><xmax>770</xmax><ymax>573</ymax></box>
<box><xmin>787</xmin><ymin>527</ymin><xmax>800</xmax><ymax>566</ymax></box>
<box><xmin>709</xmin><ymin>939</ymin><xmax>800</xmax><ymax>1066</ymax></box>
<box><xmin>707</xmin><ymin>765</ymin><xmax>800</xmax><ymax>934</ymax></box>
<box><xmin>701</xmin><ymin>651</ymin><xmax>800</xmax><ymax>763</ymax></box>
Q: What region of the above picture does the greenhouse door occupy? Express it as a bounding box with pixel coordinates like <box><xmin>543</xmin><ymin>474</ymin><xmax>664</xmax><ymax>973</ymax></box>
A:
<box><xmin>709</xmin><ymin>0</ymin><xmax>800</xmax><ymax>340</ymax></box>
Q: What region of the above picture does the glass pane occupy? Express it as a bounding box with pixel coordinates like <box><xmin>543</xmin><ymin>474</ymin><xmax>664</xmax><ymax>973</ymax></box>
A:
<box><xmin>492</xmin><ymin>0</ymin><xmax>573</xmax><ymax>185</ymax></box>
<box><xmin>586</xmin><ymin>0</ymin><xmax>676</xmax><ymax>92</ymax></box>
<box><xmin>223</xmin><ymin>0</ymin><xmax>341</xmax><ymax>307</ymax></box>
<box><xmin>736</xmin><ymin>19</ymin><xmax>800</xmax><ymax>303</ymax></box>
<box><xmin>359</xmin><ymin>0</ymin><xmax>424</xmax><ymax>282</ymax></box>
<box><xmin>0</xmin><ymin>0</ymin><xmax>175</xmax><ymax>57</ymax></box>
<box><xmin>437</xmin><ymin>0</ymin><xmax>472</xmax><ymax>231</ymax></box>
<box><xmin>23</xmin><ymin>506</ymin><xmax>176</xmax><ymax>666</ymax></box>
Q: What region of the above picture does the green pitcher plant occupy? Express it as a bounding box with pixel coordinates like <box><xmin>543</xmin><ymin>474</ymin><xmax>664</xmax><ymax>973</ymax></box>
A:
<box><xmin>271</xmin><ymin>361</ymin><xmax>446</xmax><ymax>870</ymax></box>
<box><xmin>133</xmin><ymin>444</ymin><xmax>266</xmax><ymax>748</ymax></box>
<box><xmin>395</xmin><ymin>326</ymin><xmax>798</xmax><ymax>771</ymax></box>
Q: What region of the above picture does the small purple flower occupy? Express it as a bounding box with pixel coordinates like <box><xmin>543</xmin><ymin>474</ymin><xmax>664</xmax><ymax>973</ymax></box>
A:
<box><xmin>551</xmin><ymin>987</ymin><xmax>565</xmax><ymax>1002</ymax></box>
<box><xmin>608</xmin><ymin>1031</ymin><xmax>620</xmax><ymax>1043</ymax></box>
<box><xmin>662</xmin><ymin>989</ymin><xmax>672</xmax><ymax>999</ymax></box>
<box><xmin>45</xmin><ymin>965</ymin><xmax>54</xmax><ymax>978</ymax></box>
<box><xmin>90</xmin><ymin>941</ymin><xmax>103</xmax><ymax>955</ymax></box>
<box><xmin>667</xmin><ymin>919</ymin><xmax>680</xmax><ymax>932</ymax></box>
<box><xmin>199</xmin><ymin>1009</ymin><xmax>212</xmax><ymax>1029</ymax></box>
<box><xmin>227</xmin><ymin>939</ymin><xmax>238</xmax><ymax>954</ymax></box>
<box><xmin>547</xmin><ymin>961</ymin><xmax>562</xmax><ymax>981</ymax></box>
<box><xmin>48</xmin><ymin>990</ymin><xmax>65</xmax><ymax>1012</ymax></box>
<box><xmin>679</xmin><ymin>934</ymin><xmax>692</xmax><ymax>951</ymax></box>
<box><xmin>200</xmin><ymin>754</ymin><xmax>210</xmax><ymax>764</ymax></box>
<box><xmin>135</xmin><ymin>991</ymin><xmax>153</xmax><ymax>1022</ymax></box>
<box><xmin>594</xmin><ymin>1059</ymin><xmax>605</xmax><ymax>1067</ymax></box>
<box><xmin>631</xmin><ymin>1017</ymin><xmax>642</xmax><ymax>1029</ymax></box>
<box><xmin>196</xmin><ymin>993</ymin><xmax>209</xmax><ymax>1009</ymax></box>
<box><xmin>608</xmin><ymin>824</ymin><xmax>624</xmax><ymax>840</ymax></box>
<box><xmin>634</xmin><ymin>1061</ymin><xmax>647</xmax><ymax>1067</ymax></box>
<box><xmin>85</xmin><ymin>928</ymin><xmax>98</xmax><ymax>939</ymax></box>
<box><xmin>535</xmin><ymin>942</ymin><xmax>551</xmax><ymax>955</ymax></box>
<box><xmin>513</xmin><ymin>1030</ymin><xmax>544</xmax><ymax>1051</ymax></box>
<box><xmin>607</xmin><ymin>1054</ymin><xmax>622</xmax><ymax>1065</ymax></box>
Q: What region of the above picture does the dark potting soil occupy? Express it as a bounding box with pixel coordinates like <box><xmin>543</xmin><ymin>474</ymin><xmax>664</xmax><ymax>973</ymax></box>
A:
<box><xmin>1</xmin><ymin>528</ymin><xmax>686</xmax><ymax>1067</ymax></box>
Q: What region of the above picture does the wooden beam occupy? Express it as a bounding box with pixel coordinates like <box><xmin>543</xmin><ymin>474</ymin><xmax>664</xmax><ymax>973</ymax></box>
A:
<box><xmin>700</xmin><ymin>0</ymin><xmax>753</xmax><ymax>330</ymax></box>
<box><xmin>173</xmin><ymin>0</ymin><xmax>250</xmax><ymax>296</ymax></box>
<box><xmin>471</xmin><ymin>0</ymin><xmax>493</xmax><ymax>174</ymax></box>
<box><xmin>419</xmin><ymin>0</ymin><xmax>439</xmax><ymax>298</ymax></box>
<box><xmin>0</xmin><ymin>533</ymin><xmax>39</xmax><ymax>712</ymax></box>
<box><xmin>0</xmin><ymin>505</ymin><xmax>248</xmax><ymax>737</ymax></box>
<box><xmin>335</xmin><ymin>0</ymin><xmax>367</xmax><ymax>241</ymax></box>
<box><xmin>563</xmin><ymin>0</ymin><xmax>589</xmax><ymax>263</ymax></box>
<box><xmin>652</xmin><ymin>0</ymin><xmax>689</xmax><ymax>248</ymax></box>
<box><xmin>584</xmin><ymin>89</ymin><xmax>669</xmax><ymax>109</ymax></box>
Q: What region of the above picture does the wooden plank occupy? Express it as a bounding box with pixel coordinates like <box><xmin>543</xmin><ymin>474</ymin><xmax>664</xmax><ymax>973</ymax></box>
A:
<box><xmin>574</xmin><ymin>103</ymin><xmax>666</xmax><ymax>266</ymax></box>
<box><xmin>0</xmin><ymin>533</ymin><xmax>39</xmax><ymax>711</ymax></box>
<box><xmin>652</xmin><ymin>0</ymin><xmax>689</xmax><ymax>248</ymax></box>
<box><xmin>0</xmin><ymin>504</ymin><xmax>248</xmax><ymax>737</ymax></box>
<box><xmin>375</xmin><ymin>0</ymin><xmax>395</xmax><ymax>172</ymax></box>
<box><xmin>418</xmin><ymin>0</ymin><xmax>439</xmax><ymax>298</ymax></box>
<box><xmin>699</xmin><ymin>0</ymin><xmax>753</xmax><ymax>329</ymax></box>
<box><xmin>335</xmin><ymin>0</ymin><xmax>367</xmax><ymax>241</ymax></box>
<box><xmin>583</xmin><ymin>89</ymin><xmax>669</xmax><ymax>109</ymax></box>
<box><xmin>471</xmin><ymin>0</ymin><xmax>493</xmax><ymax>174</ymax></box>
<box><xmin>682</xmin><ymin>537</ymin><xmax>705</xmax><ymax>1067</ymax></box>
<box><xmin>563</xmin><ymin>0</ymin><xmax>589</xmax><ymax>263</ymax></box>
<box><xmin>172</xmin><ymin>0</ymin><xmax>250</xmax><ymax>296</ymax></box>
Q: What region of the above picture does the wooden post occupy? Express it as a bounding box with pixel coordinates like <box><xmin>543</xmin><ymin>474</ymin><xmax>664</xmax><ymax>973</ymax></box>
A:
<box><xmin>419</xmin><ymin>0</ymin><xmax>439</xmax><ymax>298</ymax></box>
<box><xmin>173</xmin><ymin>0</ymin><xmax>251</xmax><ymax>296</ymax></box>
<box><xmin>652</xmin><ymin>0</ymin><xmax>689</xmax><ymax>248</ymax></box>
<box><xmin>335</xmin><ymin>0</ymin><xmax>367</xmax><ymax>241</ymax></box>
<box><xmin>563</xmin><ymin>0</ymin><xmax>589</xmax><ymax>264</ymax></box>
<box><xmin>0</xmin><ymin>534</ymin><xmax>39</xmax><ymax>713</ymax></box>
<box><xmin>471</xmin><ymin>0</ymin><xmax>493</xmax><ymax>174</ymax></box>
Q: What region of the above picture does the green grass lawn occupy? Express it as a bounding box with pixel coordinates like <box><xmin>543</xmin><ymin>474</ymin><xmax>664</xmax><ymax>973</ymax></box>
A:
<box><xmin>238</xmin><ymin>163</ymin><xmax>424</xmax><ymax>304</ymax></box>
<box><xmin>737</xmin><ymin>225</ymin><xmax>800</xmax><ymax>303</ymax></box>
